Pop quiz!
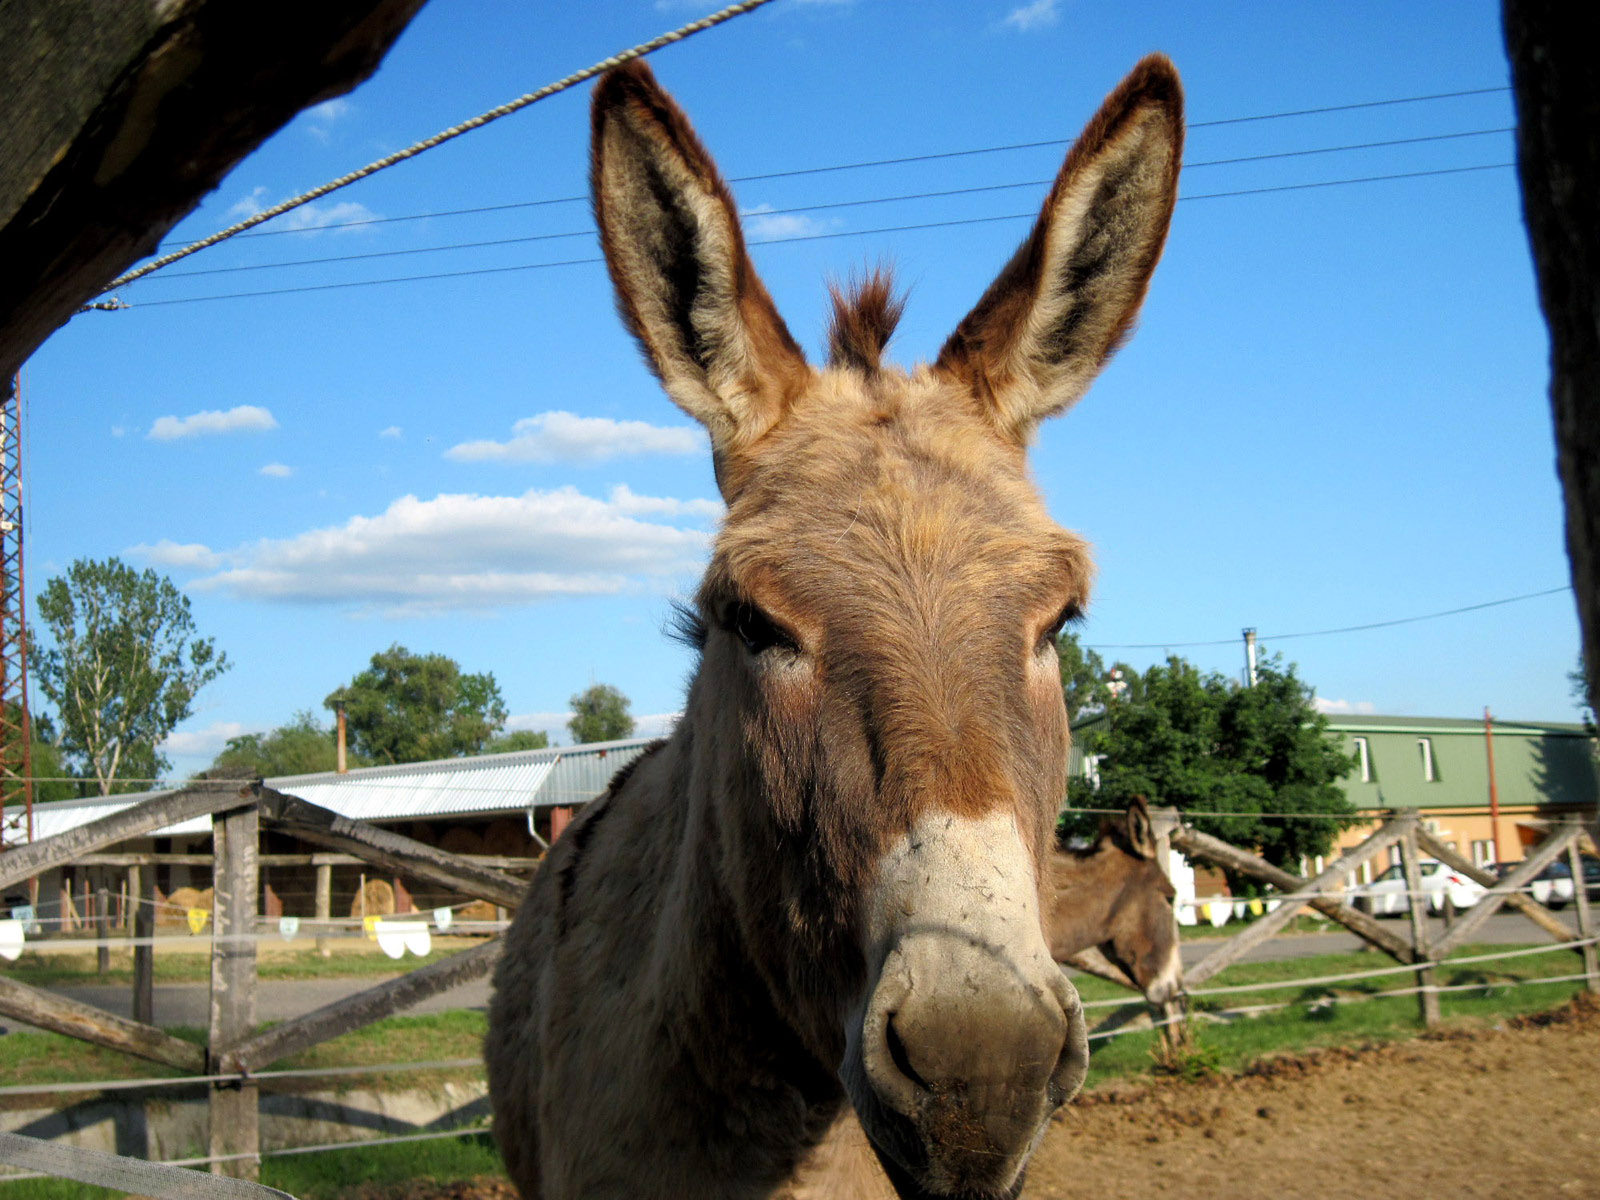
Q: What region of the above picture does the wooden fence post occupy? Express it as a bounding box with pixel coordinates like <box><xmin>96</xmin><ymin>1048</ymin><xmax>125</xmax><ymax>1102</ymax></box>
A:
<box><xmin>1397</xmin><ymin>816</ymin><xmax>1440</xmax><ymax>1027</ymax></box>
<box><xmin>314</xmin><ymin>860</ymin><xmax>332</xmax><ymax>957</ymax></box>
<box><xmin>130</xmin><ymin>865</ymin><xmax>154</xmax><ymax>1026</ymax></box>
<box><xmin>1567</xmin><ymin>838</ymin><xmax>1599</xmax><ymax>993</ymax></box>
<box><xmin>207</xmin><ymin>803</ymin><xmax>259</xmax><ymax>1179</ymax></box>
<box><xmin>95</xmin><ymin>870</ymin><xmax>111</xmax><ymax>974</ymax></box>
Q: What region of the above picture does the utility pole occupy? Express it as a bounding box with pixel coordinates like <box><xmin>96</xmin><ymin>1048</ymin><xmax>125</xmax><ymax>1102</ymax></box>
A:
<box><xmin>0</xmin><ymin>372</ymin><xmax>34</xmax><ymax>853</ymax></box>
<box><xmin>1484</xmin><ymin>706</ymin><xmax>1504</xmax><ymax>865</ymax></box>
<box><xmin>1242</xmin><ymin>628</ymin><xmax>1258</xmax><ymax>687</ymax></box>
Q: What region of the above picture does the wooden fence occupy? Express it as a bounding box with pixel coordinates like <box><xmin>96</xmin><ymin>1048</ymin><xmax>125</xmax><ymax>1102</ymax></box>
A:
<box><xmin>0</xmin><ymin>781</ymin><xmax>523</xmax><ymax>1180</ymax></box>
<box><xmin>1095</xmin><ymin>807</ymin><xmax>1600</xmax><ymax>1043</ymax></box>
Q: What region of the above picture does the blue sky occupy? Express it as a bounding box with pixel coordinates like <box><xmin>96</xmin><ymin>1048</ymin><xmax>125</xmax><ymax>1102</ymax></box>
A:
<box><xmin>21</xmin><ymin>0</ymin><xmax>1580</xmax><ymax>779</ymax></box>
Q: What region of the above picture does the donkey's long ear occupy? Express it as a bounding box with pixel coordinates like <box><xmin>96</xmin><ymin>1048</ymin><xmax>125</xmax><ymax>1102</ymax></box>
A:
<box><xmin>591</xmin><ymin>61</ymin><xmax>808</xmax><ymax>472</ymax></box>
<box><xmin>937</xmin><ymin>55</ymin><xmax>1183</xmax><ymax>444</ymax></box>
<box><xmin>1124</xmin><ymin>797</ymin><xmax>1158</xmax><ymax>861</ymax></box>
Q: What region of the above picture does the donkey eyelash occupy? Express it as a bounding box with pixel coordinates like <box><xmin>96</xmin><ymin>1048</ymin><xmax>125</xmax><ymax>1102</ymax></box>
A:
<box><xmin>723</xmin><ymin>600</ymin><xmax>799</xmax><ymax>657</ymax></box>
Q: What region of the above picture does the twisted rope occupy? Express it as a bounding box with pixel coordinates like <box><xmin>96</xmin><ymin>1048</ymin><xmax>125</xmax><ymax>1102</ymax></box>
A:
<box><xmin>93</xmin><ymin>0</ymin><xmax>778</xmax><ymax>298</ymax></box>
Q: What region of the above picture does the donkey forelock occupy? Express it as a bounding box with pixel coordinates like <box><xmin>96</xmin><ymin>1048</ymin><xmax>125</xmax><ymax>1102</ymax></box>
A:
<box><xmin>826</xmin><ymin>269</ymin><xmax>906</xmax><ymax>374</ymax></box>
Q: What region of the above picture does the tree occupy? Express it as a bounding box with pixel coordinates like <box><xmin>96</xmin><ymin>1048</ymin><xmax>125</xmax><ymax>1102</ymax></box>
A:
<box><xmin>200</xmin><ymin>710</ymin><xmax>357</xmax><ymax>779</ymax></box>
<box><xmin>1068</xmin><ymin>654</ymin><xmax>1358</xmax><ymax>881</ymax></box>
<box><xmin>32</xmin><ymin>557</ymin><xmax>229</xmax><ymax>794</ymax></box>
<box><xmin>568</xmin><ymin>683</ymin><xmax>634</xmax><ymax>744</ymax></box>
<box><xmin>325</xmin><ymin>645</ymin><xmax>507</xmax><ymax>765</ymax></box>
<box><xmin>485</xmin><ymin>729</ymin><xmax>550</xmax><ymax>753</ymax></box>
<box><xmin>1056</xmin><ymin>630</ymin><xmax>1109</xmax><ymax>722</ymax></box>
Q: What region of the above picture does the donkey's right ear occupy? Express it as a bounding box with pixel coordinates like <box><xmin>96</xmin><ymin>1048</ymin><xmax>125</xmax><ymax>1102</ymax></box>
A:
<box><xmin>591</xmin><ymin>62</ymin><xmax>808</xmax><ymax>471</ymax></box>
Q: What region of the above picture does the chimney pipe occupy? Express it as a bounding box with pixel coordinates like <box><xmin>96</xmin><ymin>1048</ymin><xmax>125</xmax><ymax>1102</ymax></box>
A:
<box><xmin>336</xmin><ymin>702</ymin><xmax>348</xmax><ymax>774</ymax></box>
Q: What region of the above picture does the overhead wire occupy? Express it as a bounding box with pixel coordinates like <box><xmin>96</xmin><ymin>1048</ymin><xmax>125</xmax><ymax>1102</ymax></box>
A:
<box><xmin>143</xmin><ymin>127</ymin><xmax>1516</xmax><ymax>281</ymax></box>
<box><xmin>154</xmin><ymin>85</ymin><xmax>1512</xmax><ymax>248</ymax></box>
<box><xmin>119</xmin><ymin>162</ymin><xmax>1516</xmax><ymax>307</ymax></box>
<box><xmin>1085</xmin><ymin>584</ymin><xmax>1572</xmax><ymax>652</ymax></box>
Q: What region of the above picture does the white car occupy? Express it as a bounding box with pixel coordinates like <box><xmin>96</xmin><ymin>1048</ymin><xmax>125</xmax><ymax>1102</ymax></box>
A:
<box><xmin>1348</xmin><ymin>860</ymin><xmax>1486</xmax><ymax>916</ymax></box>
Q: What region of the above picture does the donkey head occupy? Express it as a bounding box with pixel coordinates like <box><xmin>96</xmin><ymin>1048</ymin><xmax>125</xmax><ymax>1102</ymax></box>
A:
<box><xmin>1052</xmin><ymin>798</ymin><xmax>1183</xmax><ymax>1006</ymax></box>
<box><xmin>592</xmin><ymin>57</ymin><xmax>1182</xmax><ymax>1200</ymax></box>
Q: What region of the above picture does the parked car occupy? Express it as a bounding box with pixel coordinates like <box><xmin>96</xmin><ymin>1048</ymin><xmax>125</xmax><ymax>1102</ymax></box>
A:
<box><xmin>1347</xmin><ymin>860</ymin><xmax>1487</xmax><ymax>916</ymax></box>
<box><xmin>1529</xmin><ymin>855</ymin><xmax>1600</xmax><ymax>910</ymax></box>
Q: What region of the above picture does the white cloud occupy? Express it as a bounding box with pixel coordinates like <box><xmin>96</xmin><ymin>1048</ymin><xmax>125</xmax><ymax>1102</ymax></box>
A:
<box><xmin>260</xmin><ymin>463</ymin><xmax>293</xmax><ymax>478</ymax></box>
<box><xmin>307</xmin><ymin>98</ymin><xmax>353</xmax><ymax>124</ymax></box>
<box><xmin>179</xmin><ymin>485</ymin><xmax>717</xmax><ymax>617</ymax></box>
<box><xmin>227</xmin><ymin>187</ymin><xmax>379</xmax><ymax>234</ymax></box>
<box><xmin>1313</xmin><ymin>698</ymin><xmax>1378</xmax><ymax>715</ymax></box>
<box><xmin>446</xmin><ymin>411</ymin><xmax>704</xmax><ymax>465</ymax></box>
<box><xmin>1003</xmin><ymin>0</ymin><xmax>1059</xmax><ymax>31</ymax></box>
<box><xmin>379</xmin><ymin>426</ymin><xmax>403</xmax><ymax>440</ymax></box>
<box><xmin>162</xmin><ymin>720</ymin><xmax>252</xmax><ymax>758</ymax></box>
<box><xmin>149</xmin><ymin>405</ymin><xmax>278</xmax><ymax>441</ymax></box>
<box><xmin>130</xmin><ymin>540</ymin><xmax>226</xmax><ymax>571</ymax></box>
<box><xmin>741</xmin><ymin>204</ymin><xmax>826</xmax><ymax>241</ymax></box>
<box><xmin>111</xmin><ymin>425</ymin><xmax>127</xmax><ymax>438</ymax></box>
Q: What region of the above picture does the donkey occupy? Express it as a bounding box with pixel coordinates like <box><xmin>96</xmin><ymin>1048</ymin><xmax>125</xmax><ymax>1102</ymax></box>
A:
<box><xmin>1048</xmin><ymin>797</ymin><xmax>1182</xmax><ymax>1005</ymax></box>
<box><xmin>486</xmin><ymin>54</ymin><xmax>1184</xmax><ymax>1200</ymax></box>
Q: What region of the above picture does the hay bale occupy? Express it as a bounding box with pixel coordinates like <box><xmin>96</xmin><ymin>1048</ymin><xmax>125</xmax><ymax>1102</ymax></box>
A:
<box><xmin>350</xmin><ymin>877</ymin><xmax>396</xmax><ymax>919</ymax></box>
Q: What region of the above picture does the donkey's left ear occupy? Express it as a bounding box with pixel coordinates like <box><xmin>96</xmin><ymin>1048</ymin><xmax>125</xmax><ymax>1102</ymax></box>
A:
<box><xmin>936</xmin><ymin>55</ymin><xmax>1183</xmax><ymax>444</ymax></box>
<box><xmin>1125</xmin><ymin>797</ymin><xmax>1158</xmax><ymax>860</ymax></box>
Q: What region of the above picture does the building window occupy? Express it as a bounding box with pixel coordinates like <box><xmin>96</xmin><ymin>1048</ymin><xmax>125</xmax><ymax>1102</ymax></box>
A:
<box><xmin>1417</xmin><ymin>737</ymin><xmax>1438</xmax><ymax>782</ymax></box>
<box><xmin>1352</xmin><ymin>736</ymin><xmax>1373</xmax><ymax>783</ymax></box>
<box><xmin>1471</xmin><ymin>839</ymin><xmax>1495</xmax><ymax>868</ymax></box>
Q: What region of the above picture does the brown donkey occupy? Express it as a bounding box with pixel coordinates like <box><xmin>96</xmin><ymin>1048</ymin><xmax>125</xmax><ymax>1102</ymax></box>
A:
<box><xmin>1049</xmin><ymin>798</ymin><xmax>1183</xmax><ymax>1006</ymax></box>
<box><xmin>486</xmin><ymin>55</ymin><xmax>1184</xmax><ymax>1200</ymax></box>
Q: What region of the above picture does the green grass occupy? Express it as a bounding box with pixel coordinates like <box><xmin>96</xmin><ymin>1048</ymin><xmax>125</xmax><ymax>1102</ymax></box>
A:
<box><xmin>2</xmin><ymin>941</ymin><xmax>484</xmax><ymax>989</ymax></box>
<box><xmin>0</xmin><ymin>1011</ymin><xmax>488</xmax><ymax>1096</ymax></box>
<box><xmin>1074</xmin><ymin>940</ymin><xmax>1591</xmax><ymax>1087</ymax></box>
<box><xmin>0</xmin><ymin>1134</ymin><xmax>504</xmax><ymax>1200</ymax></box>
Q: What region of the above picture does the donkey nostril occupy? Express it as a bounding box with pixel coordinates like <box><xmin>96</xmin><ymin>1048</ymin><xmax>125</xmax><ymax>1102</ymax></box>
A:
<box><xmin>884</xmin><ymin>1013</ymin><xmax>930</xmax><ymax>1093</ymax></box>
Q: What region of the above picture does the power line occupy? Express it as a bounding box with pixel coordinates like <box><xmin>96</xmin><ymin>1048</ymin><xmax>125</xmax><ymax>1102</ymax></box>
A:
<box><xmin>145</xmin><ymin>128</ymin><xmax>1515</xmax><ymax>281</ymax></box>
<box><xmin>1086</xmin><ymin>585</ymin><xmax>1572</xmax><ymax>651</ymax></box>
<box><xmin>157</xmin><ymin>85</ymin><xmax>1512</xmax><ymax>247</ymax></box>
<box><xmin>123</xmin><ymin>162</ymin><xmax>1515</xmax><ymax>307</ymax></box>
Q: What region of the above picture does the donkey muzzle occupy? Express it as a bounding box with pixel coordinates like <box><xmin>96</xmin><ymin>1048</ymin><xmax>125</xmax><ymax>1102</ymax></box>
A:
<box><xmin>846</xmin><ymin>810</ymin><xmax>1090</xmax><ymax>1197</ymax></box>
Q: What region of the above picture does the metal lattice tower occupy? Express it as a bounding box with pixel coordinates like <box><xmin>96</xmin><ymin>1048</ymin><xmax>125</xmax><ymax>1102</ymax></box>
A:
<box><xmin>0</xmin><ymin>373</ymin><xmax>33</xmax><ymax>849</ymax></box>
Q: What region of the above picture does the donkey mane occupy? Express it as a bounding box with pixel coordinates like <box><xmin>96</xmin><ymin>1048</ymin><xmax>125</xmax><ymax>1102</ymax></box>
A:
<box><xmin>826</xmin><ymin>268</ymin><xmax>906</xmax><ymax>374</ymax></box>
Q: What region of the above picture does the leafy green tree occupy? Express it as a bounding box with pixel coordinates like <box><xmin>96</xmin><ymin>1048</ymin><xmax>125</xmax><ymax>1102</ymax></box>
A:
<box><xmin>325</xmin><ymin>645</ymin><xmax>507</xmax><ymax>765</ymax></box>
<box><xmin>1056</xmin><ymin>630</ymin><xmax>1109</xmax><ymax>722</ymax></box>
<box><xmin>568</xmin><ymin>683</ymin><xmax>634</xmax><ymax>744</ymax></box>
<box><xmin>485</xmin><ymin>729</ymin><xmax>550</xmax><ymax>753</ymax></box>
<box><xmin>200</xmin><ymin>710</ymin><xmax>358</xmax><ymax>779</ymax></box>
<box><xmin>32</xmin><ymin>558</ymin><xmax>229</xmax><ymax>794</ymax></box>
<box><xmin>1068</xmin><ymin>654</ymin><xmax>1357</xmax><ymax>879</ymax></box>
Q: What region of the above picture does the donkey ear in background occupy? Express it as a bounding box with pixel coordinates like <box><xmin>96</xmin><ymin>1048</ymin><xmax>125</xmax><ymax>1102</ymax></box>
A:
<box><xmin>1125</xmin><ymin>796</ymin><xmax>1158</xmax><ymax>860</ymax></box>
<box><xmin>937</xmin><ymin>54</ymin><xmax>1184</xmax><ymax>444</ymax></box>
<box><xmin>590</xmin><ymin>61</ymin><xmax>810</xmax><ymax>482</ymax></box>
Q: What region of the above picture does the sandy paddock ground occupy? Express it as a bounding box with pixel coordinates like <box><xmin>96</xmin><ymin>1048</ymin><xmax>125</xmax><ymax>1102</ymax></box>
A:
<box><xmin>349</xmin><ymin>994</ymin><xmax>1600</xmax><ymax>1200</ymax></box>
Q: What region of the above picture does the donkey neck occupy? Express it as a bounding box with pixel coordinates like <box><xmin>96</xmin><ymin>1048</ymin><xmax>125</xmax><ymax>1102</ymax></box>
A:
<box><xmin>1047</xmin><ymin>847</ymin><xmax>1134</xmax><ymax>959</ymax></box>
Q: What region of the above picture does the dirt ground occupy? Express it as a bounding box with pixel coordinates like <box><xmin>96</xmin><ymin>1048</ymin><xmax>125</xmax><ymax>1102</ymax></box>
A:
<box><xmin>351</xmin><ymin>994</ymin><xmax>1600</xmax><ymax>1200</ymax></box>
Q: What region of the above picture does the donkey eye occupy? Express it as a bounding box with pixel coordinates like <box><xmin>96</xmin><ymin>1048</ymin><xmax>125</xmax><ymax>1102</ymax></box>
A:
<box><xmin>730</xmin><ymin>602</ymin><xmax>793</xmax><ymax>656</ymax></box>
<box><xmin>1038</xmin><ymin>603</ymin><xmax>1082</xmax><ymax>652</ymax></box>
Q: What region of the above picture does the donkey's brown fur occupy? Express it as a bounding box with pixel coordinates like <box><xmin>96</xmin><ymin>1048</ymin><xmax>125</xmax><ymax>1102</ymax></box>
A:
<box><xmin>487</xmin><ymin>55</ymin><xmax>1184</xmax><ymax>1200</ymax></box>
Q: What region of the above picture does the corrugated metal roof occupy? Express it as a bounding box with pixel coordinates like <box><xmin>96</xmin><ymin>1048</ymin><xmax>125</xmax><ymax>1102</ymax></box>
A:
<box><xmin>2</xmin><ymin>791</ymin><xmax>213</xmax><ymax>844</ymax></box>
<box><xmin>2</xmin><ymin>737</ymin><xmax>663</xmax><ymax>846</ymax></box>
